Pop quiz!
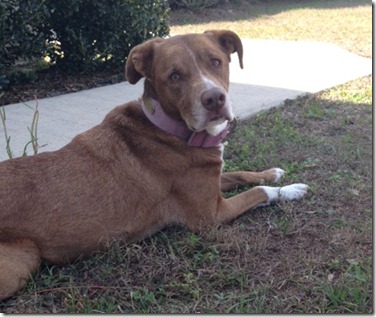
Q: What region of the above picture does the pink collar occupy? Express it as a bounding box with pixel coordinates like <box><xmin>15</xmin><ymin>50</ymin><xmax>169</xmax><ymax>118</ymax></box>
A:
<box><xmin>141</xmin><ymin>97</ymin><xmax>230</xmax><ymax>148</ymax></box>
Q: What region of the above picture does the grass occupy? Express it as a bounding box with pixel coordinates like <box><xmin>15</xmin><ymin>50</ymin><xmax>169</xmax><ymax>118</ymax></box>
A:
<box><xmin>170</xmin><ymin>0</ymin><xmax>371</xmax><ymax>58</ymax></box>
<box><xmin>0</xmin><ymin>100</ymin><xmax>42</xmax><ymax>159</ymax></box>
<box><xmin>0</xmin><ymin>0</ymin><xmax>372</xmax><ymax>313</ymax></box>
<box><xmin>320</xmin><ymin>75</ymin><xmax>372</xmax><ymax>104</ymax></box>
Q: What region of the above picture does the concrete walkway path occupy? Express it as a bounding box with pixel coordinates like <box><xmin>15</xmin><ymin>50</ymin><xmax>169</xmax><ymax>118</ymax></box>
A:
<box><xmin>0</xmin><ymin>39</ymin><xmax>372</xmax><ymax>160</ymax></box>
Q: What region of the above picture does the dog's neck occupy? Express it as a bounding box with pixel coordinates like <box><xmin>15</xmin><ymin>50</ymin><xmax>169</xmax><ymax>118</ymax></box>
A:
<box><xmin>140</xmin><ymin>96</ymin><xmax>230</xmax><ymax>148</ymax></box>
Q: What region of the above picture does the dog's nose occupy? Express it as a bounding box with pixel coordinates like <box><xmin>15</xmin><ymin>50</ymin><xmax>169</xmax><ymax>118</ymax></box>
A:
<box><xmin>201</xmin><ymin>88</ymin><xmax>226</xmax><ymax>111</ymax></box>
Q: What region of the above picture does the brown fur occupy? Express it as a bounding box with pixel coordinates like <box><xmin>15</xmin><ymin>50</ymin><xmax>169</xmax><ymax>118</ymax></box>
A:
<box><xmin>0</xmin><ymin>30</ymin><xmax>300</xmax><ymax>300</ymax></box>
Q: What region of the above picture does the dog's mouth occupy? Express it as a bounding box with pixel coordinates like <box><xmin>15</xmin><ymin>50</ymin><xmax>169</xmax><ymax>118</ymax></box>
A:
<box><xmin>186</xmin><ymin>116</ymin><xmax>230</xmax><ymax>136</ymax></box>
<box><xmin>208</xmin><ymin>110</ymin><xmax>234</xmax><ymax>124</ymax></box>
<box><xmin>209</xmin><ymin>115</ymin><xmax>224</xmax><ymax>122</ymax></box>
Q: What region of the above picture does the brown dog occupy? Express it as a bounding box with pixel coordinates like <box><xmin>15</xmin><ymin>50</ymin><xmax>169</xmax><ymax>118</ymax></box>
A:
<box><xmin>0</xmin><ymin>30</ymin><xmax>308</xmax><ymax>300</ymax></box>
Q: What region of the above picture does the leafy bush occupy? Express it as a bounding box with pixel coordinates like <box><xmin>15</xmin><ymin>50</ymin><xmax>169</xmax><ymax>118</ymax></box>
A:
<box><xmin>45</xmin><ymin>0</ymin><xmax>170</xmax><ymax>72</ymax></box>
<box><xmin>0</xmin><ymin>64</ymin><xmax>9</xmax><ymax>90</ymax></box>
<box><xmin>0</xmin><ymin>0</ymin><xmax>50</xmax><ymax>89</ymax></box>
<box><xmin>0</xmin><ymin>0</ymin><xmax>170</xmax><ymax>89</ymax></box>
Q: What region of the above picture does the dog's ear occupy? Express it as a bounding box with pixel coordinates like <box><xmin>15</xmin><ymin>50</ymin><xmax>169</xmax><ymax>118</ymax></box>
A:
<box><xmin>125</xmin><ymin>38</ymin><xmax>164</xmax><ymax>84</ymax></box>
<box><xmin>204</xmin><ymin>30</ymin><xmax>244</xmax><ymax>69</ymax></box>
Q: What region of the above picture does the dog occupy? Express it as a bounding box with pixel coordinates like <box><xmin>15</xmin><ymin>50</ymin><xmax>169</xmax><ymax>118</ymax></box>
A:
<box><xmin>0</xmin><ymin>30</ymin><xmax>308</xmax><ymax>300</ymax></box>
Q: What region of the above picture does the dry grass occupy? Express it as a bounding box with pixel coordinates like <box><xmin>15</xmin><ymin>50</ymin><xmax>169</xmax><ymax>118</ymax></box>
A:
<box><xmin>170</xmin><ymin>0</ymin><xmax>372</xmax><ymax>58</ymax></box>
<box><xmin>320</xmin><ymin>75</ymin><xmax>372</xmax><ymax>105</ymax></box>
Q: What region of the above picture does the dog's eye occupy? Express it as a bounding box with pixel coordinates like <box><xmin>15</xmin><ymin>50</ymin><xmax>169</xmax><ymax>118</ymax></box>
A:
<box><xmin>211</xmin><ymin>59</ymin><xmax>221</xmax><ymax>67</ymax></box>
<box><xmin>170</xmin><ymin>73</ymin><xmax>180</xmax><ymax>81</ymax></box>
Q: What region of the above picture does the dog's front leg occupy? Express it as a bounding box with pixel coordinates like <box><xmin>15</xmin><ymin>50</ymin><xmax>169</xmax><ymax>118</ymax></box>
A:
<box><xmin>216</xmin><ymin>183</ymin><xmax>309</xmax><ymax>224</ymax></box>
<box><xmin>221</xmin><ymin>168</ymin><xmax>285</xmax><ymax>192</ymax></box>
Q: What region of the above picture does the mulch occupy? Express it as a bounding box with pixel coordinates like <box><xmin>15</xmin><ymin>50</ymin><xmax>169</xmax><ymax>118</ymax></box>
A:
<box><xmin>1</xmin><ymin>67</ymin><xmax>126</xmax><ymax>106</ymax></box>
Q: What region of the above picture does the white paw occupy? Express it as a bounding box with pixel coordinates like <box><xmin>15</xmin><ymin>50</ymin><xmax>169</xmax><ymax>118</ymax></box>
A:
<box><xmin>271</xmin><ymin>168</ymin><xmax>285</xmax><ymax>182</ymax></box>
<box><xmin>279</xmin><ymin>183</ymin><xmax>309</xmax><ymax>201</ymax></box>
<box><xmin>258</xmin><ymin>183</ymin><xmax>309</xmax><ymax>204</ymax></box>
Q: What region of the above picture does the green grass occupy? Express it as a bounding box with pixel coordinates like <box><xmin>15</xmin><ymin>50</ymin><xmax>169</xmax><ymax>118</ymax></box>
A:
<box><xmin>319</xmin><ymin>258</ymin><xmax>372</xmax><ymax>313</ymax></box>
<box><xmin>0</xmin><ymin>0</ymin><xmax>372</xmax><ymax>313</ymax></box>
<box><xmin>320</xmin><ymin>76</ymin><xmax>372</xmax><ymax>104</ymax></box>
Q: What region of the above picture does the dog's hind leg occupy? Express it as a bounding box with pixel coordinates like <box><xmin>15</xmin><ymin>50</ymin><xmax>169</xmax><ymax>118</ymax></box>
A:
<box><xmin>0</xmin><ymin>240</ymin><xmax>41</xmax><ymax>300</ymax></box>
<box><xmin>221</xmin><ymin>168</ymin><xmax>285</xmax><ymax>192</ymax></box>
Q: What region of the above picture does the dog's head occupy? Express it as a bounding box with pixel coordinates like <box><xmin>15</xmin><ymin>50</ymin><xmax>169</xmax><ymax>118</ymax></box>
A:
<box><xmin>126</xmin><ymin>30</ymin><xmax>243</xmax><ymax>135</ymax></box>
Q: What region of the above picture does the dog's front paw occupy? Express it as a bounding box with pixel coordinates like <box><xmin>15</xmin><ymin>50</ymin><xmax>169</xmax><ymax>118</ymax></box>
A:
<box><xmin>261</xmin><ymin>167</ymin><xmax>285</xmax><ymax>184</ymax></box>
<box><xmin>258</xmin><ymin>183</ymin><xmax>309</xmax><ymax>204</ymax></box>
<box><xmin>278</xmin><ymin>183</ymin><xmax>309</xmax><ymax>201</ymax></box>
<box><xmin>271</xmin><ymin>168</ymin><xmax>285</xmax><ymax>183</ymax></box>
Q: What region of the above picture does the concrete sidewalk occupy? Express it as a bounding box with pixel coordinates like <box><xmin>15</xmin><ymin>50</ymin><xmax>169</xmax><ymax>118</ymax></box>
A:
<box><xmin>0</xmin><ymin>39</ymin><xmax>372</xmax><ymax>161</ymax></box>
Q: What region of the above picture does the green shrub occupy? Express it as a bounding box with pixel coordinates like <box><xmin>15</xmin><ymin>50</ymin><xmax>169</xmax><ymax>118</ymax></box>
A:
<box><xmin>0</xmin><ymin>64</ymin><xmax>9</xmax><ymax>90</ymax></box>
<box><xmin>0</xmin><ymin>0</ymin><xmax>50</xmax><ymax>89</ymax></box>
<box><xmin>0</xmin><ymin>0</ymin><xmax>170</xmax><ymax>89</ymax></box>
<box><xmin>45</xmin><ymin>0</ymin><xmax>170</xmax><ymax>72</ymax></box>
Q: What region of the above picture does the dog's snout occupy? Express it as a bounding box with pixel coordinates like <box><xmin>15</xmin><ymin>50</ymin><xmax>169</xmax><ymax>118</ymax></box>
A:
<box><xmin>201</xmin><ymin>88</ymin><xmax>226</xmax><ymax>111</ymax></box>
